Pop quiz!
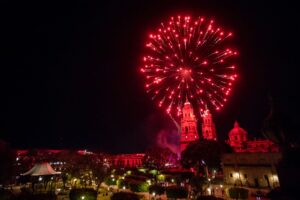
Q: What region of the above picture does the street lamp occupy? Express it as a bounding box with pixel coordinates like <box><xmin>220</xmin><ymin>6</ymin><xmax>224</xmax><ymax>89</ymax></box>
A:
<box><xmin>152</xmin><ymin>192</ymin><xmax>156</xmax><ymax>200</ymax></box>
<box><xmin>147</xmin><ymin>180</ymin><xmax>151</xmax><ymax>185</ymax></box>
<box><xmin>207</xmin><ymin>187</ymin><xmax>211</xmax><ymax>195</ymax></box>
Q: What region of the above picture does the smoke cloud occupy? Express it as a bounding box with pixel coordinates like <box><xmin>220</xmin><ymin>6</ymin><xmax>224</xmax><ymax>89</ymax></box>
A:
<box><xmin>156</xmin><ymin>129</ymin><xmax>180</xmax><ymax>155</ymax></box>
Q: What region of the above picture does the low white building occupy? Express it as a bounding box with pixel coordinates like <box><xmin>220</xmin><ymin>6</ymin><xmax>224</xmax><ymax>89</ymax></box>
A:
<box><xmin>221</xmin><ymin>153</ymin><xmax>281</xmax><ymax>189</ymax></box>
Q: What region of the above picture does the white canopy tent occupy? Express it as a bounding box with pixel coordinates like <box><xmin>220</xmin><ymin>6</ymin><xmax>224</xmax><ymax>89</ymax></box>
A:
<box><xmin>21</xmin><ymin>162</ymin><xmax>61</xmax><ymax>176</ymax></box>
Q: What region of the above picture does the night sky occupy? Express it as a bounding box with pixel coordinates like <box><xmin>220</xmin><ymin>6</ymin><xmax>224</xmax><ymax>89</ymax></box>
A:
<box><xmin>1</xmin><ymin>0</ymin><xmax>299</xmax><ymax>153</ymax></box>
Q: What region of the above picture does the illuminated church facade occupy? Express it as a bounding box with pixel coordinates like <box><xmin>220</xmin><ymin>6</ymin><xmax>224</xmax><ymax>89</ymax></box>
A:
<box><xmin>179</xmin><ymin>99</ymin><xmax>279</xmax><ymax>153</ymax></box>
<box><xmin>180</xmin><ymin>99</ymin><xmax>217</xmax><ymax>152</ymax></box>
<box><xmin>227</xmin><ymin>121</ymin><xmax>279</xmax><ymax>153</ymax></box>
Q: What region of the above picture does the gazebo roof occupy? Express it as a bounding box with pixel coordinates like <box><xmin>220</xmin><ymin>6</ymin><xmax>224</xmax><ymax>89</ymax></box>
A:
<box><xmin>21</xmin><ymin>162</ymin><xmax>61</xmax><ymax>176</ymax></box>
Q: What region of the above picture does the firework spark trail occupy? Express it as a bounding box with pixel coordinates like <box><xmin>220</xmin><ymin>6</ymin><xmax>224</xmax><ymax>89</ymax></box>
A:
<box><xmin>141</xmin><ymin>15</ymin><xmax>238</xmax><ymax>116</ymax></box>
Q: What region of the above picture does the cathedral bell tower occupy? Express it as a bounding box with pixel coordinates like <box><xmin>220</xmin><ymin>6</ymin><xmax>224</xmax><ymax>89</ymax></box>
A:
<box><xmin>201</xmin><ymin>107</ymin><xmax>217</xmax><ymax>140</ymax></box>
<box><xmin>180</xmin><ymin>99</ymin><xmax>199</xmax><ymax>153</ymax></box>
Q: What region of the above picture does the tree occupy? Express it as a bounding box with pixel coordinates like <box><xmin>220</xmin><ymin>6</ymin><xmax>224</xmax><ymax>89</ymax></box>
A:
<box><xmin>0</xmin><ymin>189</ymin><xmax>13</xmax><ymax>200</ymax></box>
<box><xmin>190</xmin><ymin>176</ymin><xmax>207</xmax><ymax>197</ymax></box>
<box><xmin>180</xmin><ymin>139</ymin><xmax>232</xmax><ymax>175</ymax></box>
<box><xmin>143</xmin><ymin>147</ymin><xmax>178</xmax><ymax>170</ymax></box>
<box><xmin>57</xmin><ymin>151</ymin><xmax>109</xmax><ymax>189</ymax></box>
<box><xmin>0</xmin><ymin>140</ymin><xmax>16</xmax><ymax>186</ymax></box>
<box><xmin>149</xmin><ymin>184</ymin><xmax>165</xmax><ymax>196</ymax></box>
<box><xmin>166</xmin><ymin>186</ymin><xmax>188</xmax><ymax>199</ymax></box>
<box><xmin>127</xmin><ymin>180</ymin><xmax>149</xmax><ymax>192</ymax></box>
<box><xmin>69</xmin><ymin>188</ymin><xmax>97</xmax><ymax>200</ymax></box>
<box><xmin>111</xmin><ymin>192</ymin><xmax>139</xmax><ymax>200</ymax></box>
<box><xmin>228</xmin><ymin>187</ymin><xmax>248</xmax><ymax>200</ymax></box>
<box><xmin>92</xmin><ymin>165</ymin><xmax>107</xmax><ymax>192</ymax></box>
<box><xmin>196</xmin><ymin>196</ymin><xmax>224</xmax><ymax>200</ymax></box>
<box><xmin>263</xmin><ymin>97</ymin><xmax>300</xmax><ymax>199</ymax></box>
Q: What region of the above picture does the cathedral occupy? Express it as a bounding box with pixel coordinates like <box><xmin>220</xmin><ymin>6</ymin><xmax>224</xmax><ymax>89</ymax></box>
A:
<box><xmin>227</xmin><ymin>121</ymin><xmax>279</xmax><ymax>153</ymax></box>
<box><xmin>179</xmin><ymin>99</ymin><xmax>279</xmax><ymax>153</ymax></box>
<box><xmin>180</xmin><ymin>99</ymin><xmax>217</xmax><ymax>152</ymax></box>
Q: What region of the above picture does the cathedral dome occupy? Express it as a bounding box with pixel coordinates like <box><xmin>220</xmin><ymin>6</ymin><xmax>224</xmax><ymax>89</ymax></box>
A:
<box><xmin>228</xmin><ymin>121</ymin><xmax>248</xmax><ymax>143</ymax></box>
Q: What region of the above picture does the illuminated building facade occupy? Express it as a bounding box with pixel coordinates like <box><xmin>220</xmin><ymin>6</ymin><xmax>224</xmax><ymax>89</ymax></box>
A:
<box><xmin>180</xmin><ymin>99</ymin><xmax>199</xmax><ymax>152</ymax></box>
<box><xmin>180</xmin><ymin>99</ymin><xmax>218</xmax><ymax>152</ymax></box>
<box><xmin>111</xmin><ymin>154</ymin><xmax>144</xmax><ymax>168</ymax></box>
<box><xmin>227</xmin><ymin>121</ymin><xmax>279</xmax><ymax>153</ymax></box>
<box><xmin>222</xmin><ymin>153</ymin><xmax>281</xmax><ymax>189</ymax></box>
<box><xmin>16</xmin><ymin>150</ymin><xmax>144</xmax><ymax>169</ymax></box>
<box><xmin>201</xmin><ymin>108</ymin><xmax>217</xmax><ymax>140</ymax></box>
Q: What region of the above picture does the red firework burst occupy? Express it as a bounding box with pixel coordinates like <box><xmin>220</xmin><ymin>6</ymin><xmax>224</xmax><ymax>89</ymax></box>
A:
<box><xmin>140</xmin><ymin>15</ymin><xmax>238</xmax><ymax>116</ymax></box>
